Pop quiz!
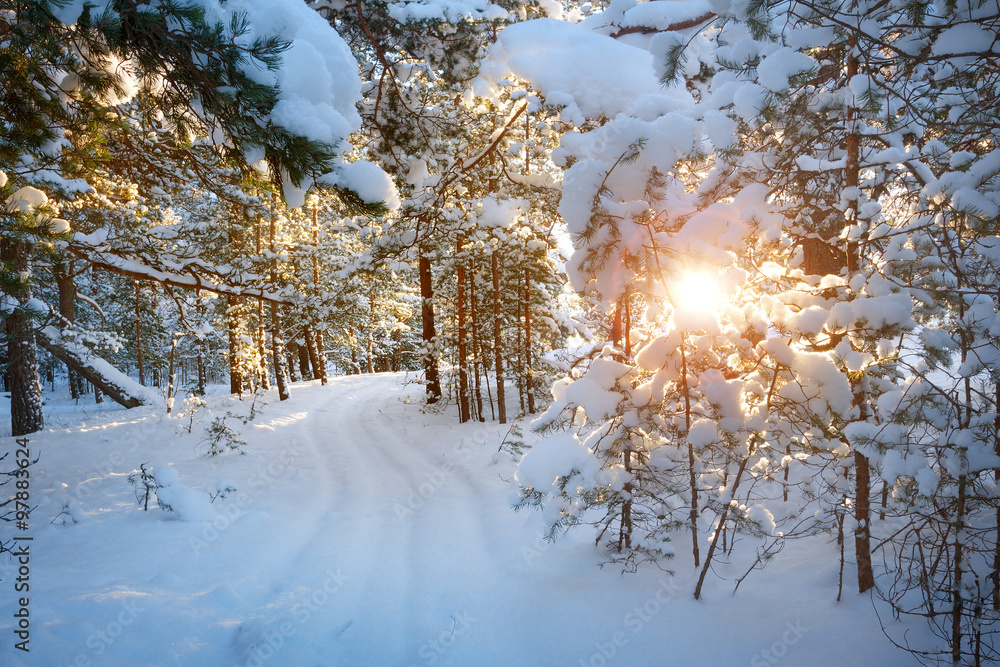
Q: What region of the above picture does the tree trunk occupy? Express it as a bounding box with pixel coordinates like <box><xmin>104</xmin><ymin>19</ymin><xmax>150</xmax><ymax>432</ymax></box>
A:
<box><xmin>269</xmin><ymin>201</ymin><xmax>289</xmax><ymax>401</ymax></box>
<box><xmin>681</xmin><ymin>337</ymin><xmax>700</xmax><ymax>567</ymax></box>
<box><xmin>524</xmin><ymin>268</ymin><xmax>535</xmax><ymax>414</ymax></box>
<box><xmin>419</xmin><ymin>246</ymin><xmax>441</xmax><ymax>403</ymax></box>
<box><xmin>287</xmin><ymin>341</ymin><xmax>300</xmax><ymax>382</ymax></box>
<box><xmin>469</xmin><ymin>260</ymin><xmax>484</xmax><ymax>422</ymax></box>
<box><xmin>491</xmin><ymin>252</ymin><xmax>506</xmax><ymax>424</ymax></box>
<box><xmin>270</xmin><ymin>303</ymin><xmax>290</xmax><ymax>400</ymax></box>
<box><xmin>166</xmin><ymin>335</ymin><xmax>178</xmax><ymax>414</ymax></box>
<box><xmin>196</xmin><ymin>337</ymin><xmax>207</xmax><ymax>395</ymax></box>
<box><xmin>2</xmin><ymin>238</ymin><xmax>44</xmax><ymax>435</ymax></box>
<box><xmin>367</xmin><ymin>290</ymin><xmax>375</xmax><ymax>375</ymax></box>
<box><xmin>134</xmin><ymin>280</ymin><xmax>145</xmax><ymax>386</ymax></box>
<box><xmin>311</xmin><ymin>203</ymin><xmax>328</xmax><ymax>385</ymax></box>
<box><xmin>952</xmin><ymin>469</ymin><xmax>968</xmax><ymax>665</ymax></box>
<box><xmin>456</xmin><ymin>238</ymin><xmax>470</xmax><ymax>423</ymax></box>
<box><xmin>304</xmin><ymin>328</ymin><xmax>322</xmax><ymax>383</ymax></box>
<box><xmin>297</xmin><ymin>339</ymin><xmax>311</xmax><ymax>380</ymax></box>
<box><xmin>55</xmin><ymin>264</ymin><xmax>82</xmax><ymax>399</ymax></box>
<box><xmin>38</xmin><ymin>328</ymin><xmax>155</xmax><ymax>408</ymax></box>
<box><xmin>854</xmin><ymin>450</ymin><xmax>875</xmax><ymax>593</ymax></box>
<box><xmin>226</xmin><ymin>295</ymin><xmax>245</xmax><ymax>396</ymax></box>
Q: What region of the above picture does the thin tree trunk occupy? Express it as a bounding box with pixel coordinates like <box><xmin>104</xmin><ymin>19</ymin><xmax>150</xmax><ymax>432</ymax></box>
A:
<box><xmin>196</xmin><ymin>337</ymin><xmax>207</xmax><ymax>396</ymax></box>
<box><xmin>287</xmin><ymin>341</ymin><xmax>300</xmax><ymax>382</ymax></box>
<box><xmin>516</xmin><ymin>305</ymin><xmax>525</xmax><ymax>413</ymax></box>
<box><xmin>845</xmin><ymin>37</ymin><xmax>873</xmax><ymax>595</ymax></box>
<box><xmin>613</xmin><ymin>298</ymin><xmax>632</xmax><ymax>552</ymax></box>
<box><xmin>469</xmin><ymin>260</ymin><xmax>484</xmax><ymax>421</ymax></box>
<box><xmin>226</xmin><ymin>296</ymin><xmax>245</xmax><ymax>396</ymax></box>
<box><xmin>524</xmin><ymin>268</ymin><xmax>535</xmax><ymax>414</ymax></box>
<box><xmin>367</xmin><ymin>290</ymin><xmax>375</xmax><ymax>375</ymax></box>
<box><xmin>55</xmin><ymin>264</ymin><xmax>81</xmax><ymax>399</ymax></box>
<box><xmin>694</xmin><ymin>443</ymin><xmax>756</xmax><ymax>599</ymax></box>
<box><xmin>135</xmin><ymin>280</ymin><xmax>145</xmax><ymax>386</ymax></box>
<box><xmin>953</xmin><ymin>469</ymin><xmax>968</xmax><ymax>665</ymax></box>
<box><xmin>270</xmin><ymin>302</ymin><xmax>290</xmax><ymax>400</ymax></box>
<box><xmin>305</xmin><ymin>328</ymin><xmax>322</xmax><ymax>383</ymax></box>
<box><xmin>491</xmin><ymin>252</ymin><xmax>506</xmax><ymax>424</ymax></box>
<box><xmin>994</xmin><ymin>380</ymin><xmax>1000</xmax><ymax>610</ymax></box>
<box><xmin>419</xmin><ymin>246</ymin><xmax>441</xmax><ymax>403</ymax></box>
<box><xmin>269</xmin><ymin>198</ymin><xmax>289</xmax><ymax>401</ymax></box>
<box><xmin>297</xmin><ymin>339</ymin><xmax>311</xmax><ymax>380</ymax></box>
<box><xmin>681</xmin><ymin>337</ymin><xmax>700</xmax><ymax>567</ymax></box>
<box><xmin>854</xmin><ymin>450</ymin><xmax>875</xmax><ymax>593</ymax></box>
<box><xmin>456</xmin><ymin>238</ymin><xmax>470</xmax><ymax>422</ymax></box>
<box><xmin>166</xmin><ymin>335</ymin><xmax>178</xmax><ymax>415</ymax></box>
<box><xmin>311</xmin><ymin>203</ymin><xmax>328</xmax><ymax>384</ymax></box>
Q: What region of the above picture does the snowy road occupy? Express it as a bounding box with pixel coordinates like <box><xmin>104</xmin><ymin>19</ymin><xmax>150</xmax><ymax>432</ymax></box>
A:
<box><xmin>2</xmin><ymin>373</ymin><xmax>919</xmax><ymax>665</ymax></box>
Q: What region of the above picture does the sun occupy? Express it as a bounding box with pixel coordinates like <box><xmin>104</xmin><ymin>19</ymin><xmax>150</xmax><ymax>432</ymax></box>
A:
<box><xmin>670</xmin><ymin>272</ymin><xmax>726</xmax><ymax>313</ymax></box>
<box><xmin>667</xmin><ymin>271</ymin><xmax>727</xmax><ymax>331</ymax></box>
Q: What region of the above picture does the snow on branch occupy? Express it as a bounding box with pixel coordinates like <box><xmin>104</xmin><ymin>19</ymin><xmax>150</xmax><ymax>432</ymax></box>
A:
<box><xmin>65</xmin><ymin>242</ymin><xmax>293</xmax><ymax>305</ymax></box>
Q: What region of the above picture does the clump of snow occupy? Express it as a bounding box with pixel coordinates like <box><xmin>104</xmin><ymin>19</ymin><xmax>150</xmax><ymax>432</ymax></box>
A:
<box><xmin>478</xmin><ymin>18</ymin><xmax>689</xmax><ymax>125</ymax></box>
<box><xmin>6</xmin><ymin>186</ymin><xmax>48</xmax><ymax>213</ymax></box>
<box><xmin>319</xmin><ymin>160</ymin><xmax>401</xmax><ymax>212</ymax></box>
<box><xmin>153</xmin><ymin>464</ymin><xmax>214</xmax><ymax>522</ymax></box>
<box><xmin>756</xmin><ymin>47</ymin><xmax>815</xmax><ymax>92</ymax></box>
<box><xmin>930</xmin><ymin>23</ymin><xmax>997</xmax><ymax>57</ymax></box>
<box><xmin>515</xmin><ymin>431</ymin><xmax>600</xmax><ymax>493</ymax></box>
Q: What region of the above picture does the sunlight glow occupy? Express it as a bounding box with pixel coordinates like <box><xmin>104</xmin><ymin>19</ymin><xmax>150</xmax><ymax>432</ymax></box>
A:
<box><xmin>670</xmin><ymin>272</ymin><xmax>726</xmax><ymax>314</ymax></box>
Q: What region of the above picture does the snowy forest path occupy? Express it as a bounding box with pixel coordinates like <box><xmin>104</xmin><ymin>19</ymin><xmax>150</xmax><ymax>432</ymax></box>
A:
<box><xmin>2</xmin><ymin>373</ymin><xmax>922</xmax><ymax>667</ymax></box>
<box><xmin>245</xmin><ymin>372</ymin><xmax>534</xmax><ymax>665</ymax></box>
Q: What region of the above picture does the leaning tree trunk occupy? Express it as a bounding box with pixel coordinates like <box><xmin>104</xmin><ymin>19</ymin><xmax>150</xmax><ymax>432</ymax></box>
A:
<box><xmin>38</xmin><ymin>328</ymin><xmax>158</xmax><ymax>408</ymax></box>
<box><xmin>2</xmin><ymin>238</ymin><xmax>43</xmax><ymax>436</ymax></box>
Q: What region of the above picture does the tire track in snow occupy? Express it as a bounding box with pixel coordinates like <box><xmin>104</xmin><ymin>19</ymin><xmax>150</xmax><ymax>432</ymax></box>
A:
<box><xmin>310</xmin><ymin>374</ymin><xmax>508</xmax><ymax>664</ymax></box>
<box><xmin>232</xmin><ymin>373</ymin><xmax>517</xmax><ymax>665</ymax></box>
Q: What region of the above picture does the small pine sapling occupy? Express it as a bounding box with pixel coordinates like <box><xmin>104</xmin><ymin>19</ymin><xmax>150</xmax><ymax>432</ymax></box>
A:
<box><xmin>179</xmin><ymin>395</ymin><xmax>207</xmax><ymax>434</ymax></box>
<box><xmin>127</xmin><ymin>463</ymin><xmax>171</xmax><ymax>512</ymax></box>
<box><xmin>209</xmin><ymin>480</ymin><xmax>238</xmax><ymax>503</ymax></box>
<box><xmin>201</xmin><ymin>415</ymin><xmax>247</xmax><ymax>456</ymax></box>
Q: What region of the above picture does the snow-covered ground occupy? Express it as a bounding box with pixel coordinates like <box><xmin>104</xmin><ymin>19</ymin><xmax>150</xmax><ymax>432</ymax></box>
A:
<box><xmin>1</xmin><ymin>374</ymin><xmax>923</xmax><ymax>665</ymax></box>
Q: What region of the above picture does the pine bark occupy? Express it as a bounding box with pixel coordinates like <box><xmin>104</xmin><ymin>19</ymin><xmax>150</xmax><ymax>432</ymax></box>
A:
<box><xmin>55</xmin><ymin>264</ymin><xmax>82</xmax><ymax>399</ymax></box>
<box><xmin>491</xmin><ymin>252</ymin><xmax>506</xmax><ymax>424</ymax></box>
<box><xmin>523</xmin><ymin>268</ymin><xmax>534</xmax><ymax>414</ymax></box>
<box><xmin>419</xmin><ymin>246</ymin><xmax>441</xmax><ymax>403</ymax></box>
<box><xmin>134</xmin><ymin>280</ymin><xmax>145</xmax><ymax>386</ymax></box>
<box><xmin>456</xmin><ymin>238</ymin><xmax>470</xmax><ymax>422</ymax></box>
<box><xmin>269</xmin><ymin>202</ymin><xmax>289</xmax><ymax>401</ymax></box>
<box><xmin>2</xmin><ymin>238</ymin><xmax>44</xmax><ymax>435</ymax></box>
<box><xmin>304</xmin><ymin>328</ymin><xmax>322</xmax><ymax>383</ymax></box>
<box><xmin>226</xmin><ymin>295</ymin><xmax>245</xmax><ymax>395</ymax></box>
